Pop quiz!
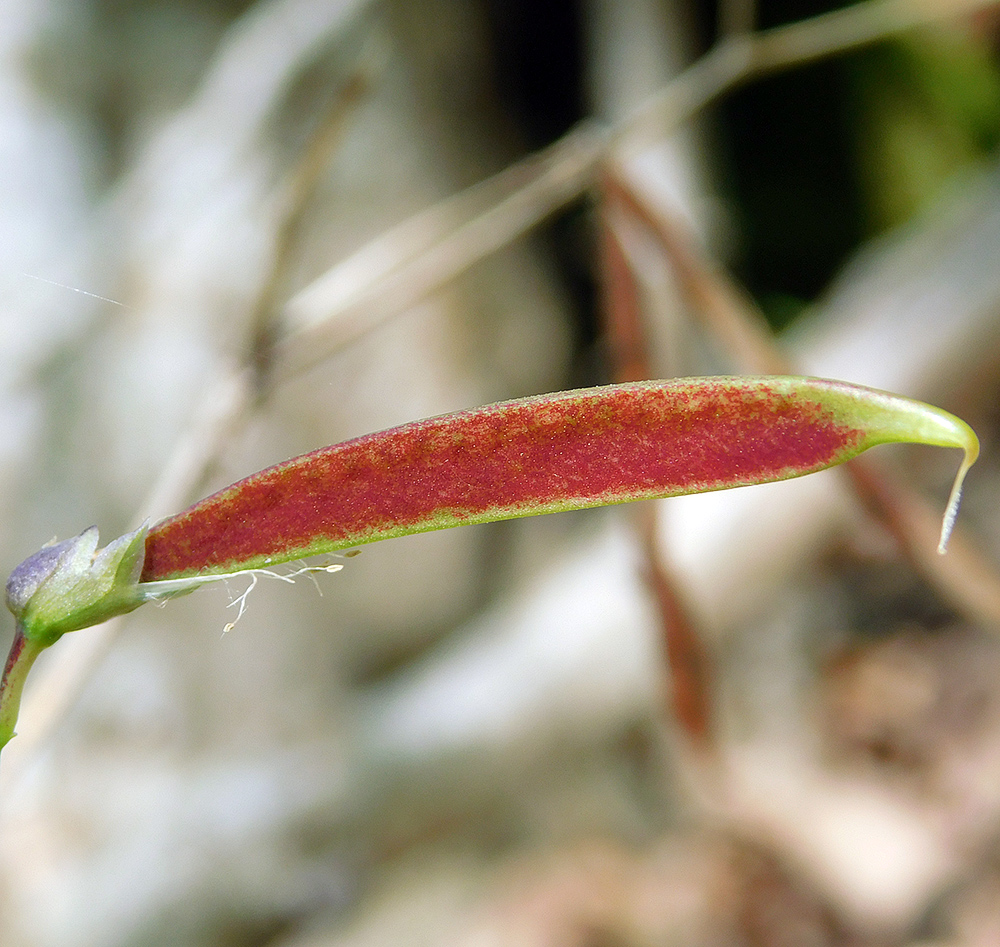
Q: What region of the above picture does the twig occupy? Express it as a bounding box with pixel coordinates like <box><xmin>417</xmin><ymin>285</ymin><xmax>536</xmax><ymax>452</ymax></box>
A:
<box><xmin>279</xmin><ymin>0</ymin><xmax>1000</xmax><ymax>375</ymax></box>
<box><xmin>616</xmin><ymin>0</ymin><xmax>999</xmax><ymax>155</ymax></box>
<box><xmin>597</xmin><ymin>195</ymin><xmax>652</xmax><ymax>384</ymax></box>
<box><xmin>601</xmin><ymin>172</ymin><xmax>788</xmax><ymax>375</ymax></box>
<box><xmin>276</xmin><ymin>122</ymin><xmax>607</xmax><ymax>382</ymax></box>
<box><xmin>249</xmin><ymin>63</ymin><xmax>375</xmax><ymax>392</ymax></box>
<box><xmin>599</xmin><ymin>180</ymin><xmax>718</xmax><ymax>757</ymax></box>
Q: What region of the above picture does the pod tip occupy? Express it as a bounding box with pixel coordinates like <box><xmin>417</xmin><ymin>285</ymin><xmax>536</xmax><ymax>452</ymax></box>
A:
<box><xmin>937</xmin><ymin>447</ymin><xmax>977</xmax><ymax>555</ymax></box>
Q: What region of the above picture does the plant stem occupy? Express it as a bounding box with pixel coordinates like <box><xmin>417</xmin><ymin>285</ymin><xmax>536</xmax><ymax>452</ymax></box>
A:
<box><xmin>0</xmin><ymin>625</ymin><xmax>45</xmax><ymax>753</ymax></box>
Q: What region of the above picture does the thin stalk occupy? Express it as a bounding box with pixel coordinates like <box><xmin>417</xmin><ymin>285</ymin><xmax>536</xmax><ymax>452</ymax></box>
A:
<box><xmin>0</xmin><ymin>628</ymin><xmax>45</xmax><ymax>752</ymax></box>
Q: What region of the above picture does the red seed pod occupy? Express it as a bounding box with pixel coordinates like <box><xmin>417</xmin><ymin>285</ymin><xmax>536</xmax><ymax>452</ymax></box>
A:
<box><xmin>141</xmin><ymin>376</ymin><xmax>978</xmax><ymax>582</ymax></box>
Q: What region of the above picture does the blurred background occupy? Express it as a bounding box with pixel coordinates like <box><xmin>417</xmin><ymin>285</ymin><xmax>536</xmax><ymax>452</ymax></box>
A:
<box><xmin>2</xmin><ymin>0</ymin><xmax>1000</xmax><ymax>944</ymax></box>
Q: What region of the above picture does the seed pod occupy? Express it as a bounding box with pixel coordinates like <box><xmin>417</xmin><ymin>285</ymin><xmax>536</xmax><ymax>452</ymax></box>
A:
<box><xmin>141</xmin><ymin>375</ymin><xmax>978</xmax><ymax>582</ymax></box>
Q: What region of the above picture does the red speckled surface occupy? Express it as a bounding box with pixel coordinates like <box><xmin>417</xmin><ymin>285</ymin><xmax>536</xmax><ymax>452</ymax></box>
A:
<box><xmin>142</xmin><ymin>379</ymin><xmax>864</xmax><ymax>580</ymax></box>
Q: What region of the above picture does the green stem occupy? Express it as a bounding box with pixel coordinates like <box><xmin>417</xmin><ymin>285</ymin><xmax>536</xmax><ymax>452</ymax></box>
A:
<box><xmin>0</xmin><ymin>624</ymin><xmax>45</xmax><ymax>753</ymax></box>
